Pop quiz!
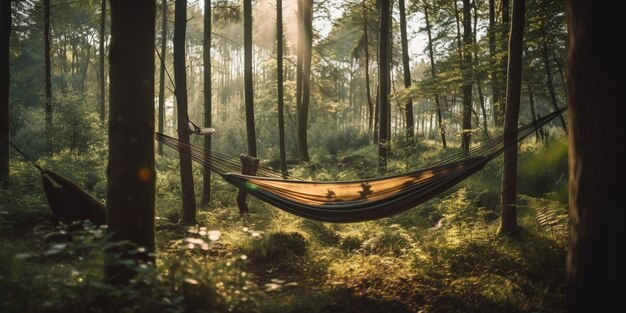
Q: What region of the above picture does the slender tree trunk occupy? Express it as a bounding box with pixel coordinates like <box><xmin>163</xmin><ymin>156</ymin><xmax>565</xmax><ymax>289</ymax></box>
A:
<box><xmin>277</xmin><ymin>0</ymin><xmax>288</xmax><ymax>177</ymax></box>
<box><xmin>488</xmin><ymin>0</ymin><xmax>502</xmax><ymax>127</ymax></box>
<box><xmin>542</xmin><ymin>41</ymin><xmax>567</xmax><ymax>132</ymax></box>
<box><xmin>499</xmin><ymin>0</ymin><xmax>525</xmax><ymax>235</ymax></box>
<box><xmin>398</xmin><ymin>0</ymin><xmax>414</xmax><ymax>143</ymax></box>
<box><xmin>526</xmin><ymin>81</ymin><xmax>540</xmax><ymax>143</ymax></box>
<box><xmin>0</xmin><ymin>0</ymin><xmax>10</xmax><ymax>187</ymax></box>
<box><xmin>500</xmin><ymin>0</ymin><xmax>509</xmax><ymax>116</ymax></box>
<box><xmin>174</xmin><ymin>0</ymin><xmax>197</xmax><ymax>224</ymax></box>
<box><xmin>297</xmin><ymin>0</ymin><xmax>312</xmax><ymax>162</ymax></box>
<box><xmin>99</xmin><ymin>0</ymin><xmax>107</xmax><ymax>124</ymax></box>
<box><xmin>201</xmin><ymin>0</ymin><xmax>212</xmax><ymax>207</ymax></box>
<box><xmin>157</xmin><ymin>0</ymin><xmax>167</xmax><ymax>155</ymax></box>
<box><xmin>44</xmin><ymin>0</ymin><xmax>52</xmax><ymax>156</ymax></box>
<box><xmin>424</xmin><ymin>3</ymin><xmax>446</xmax><ymax>148</ymax></box>
<box><xmin>566</xmin><ymin>1</ymin><xmax>626</xmax><ymax>311</ymax></box>
<box><xmin>461</xmin><ymin>0</ymin><xmax>473</xmax><ymax>153</ymax></box>
<box><xmin>362</xmin><ymin>1</ymin><xmax>374</xmax><ymax>137</ymax></box>
<box><xmin>244</xmin><ymin>0</ymin><xmax>257</xmax><ymax>157</ymax></box>
<box><xmin>106</xmin><ymin>0</ymin><xmax>156</xmax><ymax>284</ymax></box>
<box><xmin>377</xmin><ymin>0</ymin><xmax>390</xmax><ymax>172</ymax></box>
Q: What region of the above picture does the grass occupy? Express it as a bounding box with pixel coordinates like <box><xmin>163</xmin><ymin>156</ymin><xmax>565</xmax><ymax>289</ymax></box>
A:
<box><xmin>0</xmin><ymin>139</ymin><xmax>568</xmax><ymax>312</ymax></box>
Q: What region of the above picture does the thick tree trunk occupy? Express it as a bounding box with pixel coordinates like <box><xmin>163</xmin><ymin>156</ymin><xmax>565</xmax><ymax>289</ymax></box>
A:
<box><xmin>157</xmin><ymin>0</ymin><xmax>167</xmax><ymax>155</ymax></box>
<box><xmin>566</xmin><ymin>1</ymin><xmax>626</xmax><ymax>311</ymax></box>
<box><xmin>106</xmin><ymin>0</ymin><xmax>156</xmax><ymax>284</ymax></box>
<box><xmin>277</xmin><ymin>0</ymin><xmax>288</xmax><ymax>177</ymax></box>
<box><xmin>398</xmin><ymin>0</ymin><xmax>414</xmax><ymax>143</ymax></box>
<box><xmin>499</xmin><ymin>0</ymin><xmax>525</xmax><ymax>235</ymax></box>
<box><xmin>44</xmin><ymin>0</ymin><xmax>52</xmax><ymax>156</ymax></box>
<box><xmin>424</xmin><ymin>3</ymin><xmax>446</xmax><ymax>148</ymax></box>
<box><xmin>296</xmin><ymin>0</ymin><xmax>312</xmax><ymax>162</ymax></box>
<box><xmin>174</xmin><ymin>0</ymin><xmax>197</xmax><ymax>224</ymax></box>
<box><xmin>377</xmin><ymin>0</ymin><xmax>390</xmax><ymax>172</ymax></box>
<box><xmin>99</xmin><ymin>0</ymin><xmax>107</xmax><ymax>124</ymax></box>
<box><xmin>461</xmin><ymin>0</ymin><xmax>473</xmax><ymax>153</ymax></box>
<box><xmin>244</xmin><ymin>0</ymin><xmax>257</xmax><ymax>157</ymax></box>
<box><xmin>0</xmin><ymin>0</ymin><xmax>10</xmax><ymax>187</ymax></box>
<box><xmin>201</xmin><ymin>0</ymin><xmax>212</xmax><ymax>207</ymax></box>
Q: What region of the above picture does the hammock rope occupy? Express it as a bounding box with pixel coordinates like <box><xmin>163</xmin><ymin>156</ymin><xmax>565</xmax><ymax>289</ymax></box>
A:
<box><xmin>156</xmin><ymin>107</ymin><xmax>566</xmax><ymax>223</ymax></box>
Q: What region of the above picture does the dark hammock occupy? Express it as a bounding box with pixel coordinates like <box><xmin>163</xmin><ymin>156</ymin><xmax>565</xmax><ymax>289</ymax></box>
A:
<box><xmin>157</xmin><ymin>107</ymin><xmax>566</xmax><ymax>223</ymax></box>
<box><xmin>0</xmin><ymin>134</ymin><xmax>106</xmax><ymax>225</ymax></box>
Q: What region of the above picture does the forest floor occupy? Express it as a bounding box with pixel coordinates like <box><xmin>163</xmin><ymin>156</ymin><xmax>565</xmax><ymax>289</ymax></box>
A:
<box><xmin>0</xmin><ymin>139</ymin><xmax>568</xmax><ymax>313</ymax></box>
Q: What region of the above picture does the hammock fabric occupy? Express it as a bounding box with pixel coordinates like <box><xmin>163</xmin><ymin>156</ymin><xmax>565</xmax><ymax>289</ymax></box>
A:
<box><xmin>157</xmin><ymin>108</ymin><xmax>566</xmax><ymax>223</ymax></box>
<box><xmin>0</xmin><ymin>133</ymin><xmax>105</xmax><ymax>225</ymax></box>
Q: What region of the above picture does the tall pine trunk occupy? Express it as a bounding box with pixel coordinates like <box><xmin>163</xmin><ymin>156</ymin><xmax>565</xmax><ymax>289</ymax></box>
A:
<box><xmin>296</xmin><ymin>0</ymin><xmax>312</xmax><ymax>162</ymax></box>
<box><xmin>500</xmin><ymin>0</ymin><xmax>509</xmax><ymax>116</ymax></box>
<box><xmin>377</xmin><ymin>0</ymin><xmax>391</xmax><ymax>172</ymax></box>
<box><xmin>489</xmin><ymin>0</ymin><xmax>502</xmax><ymax>127</ymax></box>
<box><xmin>0</xmin><ymin>0</ymin><xmax>10</xmax><ymax>187</ymax></box>
<box><xmin>566</xmin><ymin>1</ymin><xmax>626</xmax><ymax>311</ymax></box>
<box><xmin>424</xmin><ymin>2</ymin><xmax>446</xmax><ymax>148</ymax></box>
<box><xmin>542</xmin><ymin>41</ymin><xmax>567</xmax><ymax>132</ymax></box>
<box><xmin>174</xmin><ymin>0</ymin><xmax>197</xmax><ymax>224</ymax></box>
<box><xmin>106</xmin><ymin>0</ymin><xmax>156</xmax><ymax>284</ymax></box>
<box><xmin>44</xmin><ymin>0</ymin><xmax>52</xmax><ymax>156</ymax></box>
<box><xmin>277</xmin><ymin>0</ymin><xmax>287</xmax><ymax>177</ymax></box>
<box><xmin>461</xmin><ymin>0</ymin><xmax>473</xmax><ymax>153</ymax></box>
<box><xmin>362</xmin><ymin>1</ymin><xmax>373</xmax><ymax>137</ymax></box>
<box><xmin>201</xmin><ymin>0</ymin><xmax>212</xmax><ymax>207</ymax></box>
<box><xmin>157</xmin><ymin>0</ymin><xmax>167</xmax><ymax>155</ymax></box>
<box><xmin>244</xmin><ymin>0</ymin><xmax>256</xmax><ymax>157</ymax></box>
<box><xmin>398</xmin><ymin>0</ymin><xmax>414</xmax><ymax>143</ymax></box>
<box><xmin>498</xmin><ymin>0</ymin><xmax>525</xmax><ymax>235</ymax></box>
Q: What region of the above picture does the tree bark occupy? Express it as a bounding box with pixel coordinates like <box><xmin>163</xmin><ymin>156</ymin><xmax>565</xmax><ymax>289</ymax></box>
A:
<box><xmin>200</xmin><ymin>0</ymin><xmax>212</xmax><ymax>207</ymax></box>
<box><xmin>424</xmin><ymin>2</ymin><xmax>446</xmax><ymax>148</ymax></box>
<box><xmin>277</xmin><ymin>0</ymin><xmax>288</xmax><ymax>177</ymax></box>
<box><xmin>296</xmin><ymin>0</ymin><xmax>312</xmax><ymax>162</ymax></box>
<box><xmin>500</xmin><ymin>0</ymin><xmax>509</xmax><ymax>116</ymax></box>
<box><xmin>174</xmin><ymin>0</ymin><xmax>197</xmax><ymax>224</ymax></box>
<box><xmin>398</xmin><ymin>0</ymin><xmax>414</xmax><ymax>143</ymax></box>
<box><xmin>377</xmin><ymin>0</ymin><xmax>391</xmax><ymax>172</ymax></box>
<box><xmin>244</xmin><ymin>0</ymin><xmax>257</xmax><ymax>157</ymax></box>
<box><xmin>566</xmin><ymin>1</ymin><xmax>626</xmax><ymax>311</ymax></box>
<box><xmin>499</xmin><ymin>0</ymin><xmax>525</xmax><ymax>235</ymax></box>
<box><xmin>44</xmin><ymin>0</ymin><xmax>53</xmax><ymax>156</ymax></box>
<box><xmin>157</xmin><ymin>0</ymin><xmax>167</xmax><ymax>155</ymax></box>
<box><xmin>0</xmin><ymin>0</ymin><xmax>10</xmax><ymax>187</ymax></box>
<box><xmin>461</xmin><ymin>0</ymin><xmax>473</xmax><ymax>153</ymax></box>
<box><xmin>106</xmin><ymin>0</ymin><xmax>156</xmax><ymax>284</ymax></box>
<box><xmin>99</xmin><ymin>0</ymin><xmax>107</xmax><ymax>124</ymax></box>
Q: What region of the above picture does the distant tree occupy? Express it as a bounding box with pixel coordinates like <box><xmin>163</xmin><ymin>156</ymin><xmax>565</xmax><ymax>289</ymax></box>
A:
<box><xmin>461</xmin><ymin>0</ymin><xmax>473</xmax><ymax>153</ymax></box>
<box><xmin>276</xmin><ymin>0</ymin><xmax>288</xmax><ymax>177</ymax></box>
<box><xmin>243</xmin><ymin>0</ymin><xmax>256</xmax><ymax>157</ymax></box>
<box><xmin>566</xmin><ymin>1</ymin><xmax>626</xmax><ymax>311</ymax></box>
<box><xmin>98</xmin><ymin>0</ymin><xmax>107</xmax><ymax>123</ymax></box>
<box><xmin>499</xmin><ymin>0</ymin><xmax>509</xmax><ymax>117</ymax></box>
<box><xmin>296</xmin><ymin>0</ymin><xmax>312</xmax><ymax>162</ymax></box>
<box><xmin>488</xmin><ymin>0</ymin><xmax>502</xmax><ymax>127</ymax></box>
<box><xmin>0</xmin><ymin>0</ymin><xmax>10</xmax><ymax>188</ymax></box>
<box><xmin>377</xmin><ymin>0</ymin><xmax>391</xmax><ymax>172</ymax></box>
<box><xmin>541</xmin><ymin>40</ymin><xmax>566</xmax><ymax>132</ymax></box>
<box><xmin>498</xmin><ymin>0</ymin><xmax>525</xmax><ymax>235</ymax></box>
<box><xmin>157</xmin><ymin>0</ymin><xmax>167</xmax><ymax>155</ymax></box>
<box><xmin>174</xmin><ymin>0</ymin><xmax>197</xmax><ymax>224</ymax></box>
<box><xmin>106</xmin><ymin>0</ymin><xmax>156</xmax><ymax>284</ymax></box>
<box><xmin>362</xmin><ymin>0</ymin><xmax>374</xmax><ymax>137</ymax></box>
<box><xmin>201</xmin><ymin>0</ymin><xmax>212</xmax><ymax>207</ymax></box>
<box><xmin>423</xmin><ymin>1</ymin><xmax>446</xmax><ymax>148</ymax></box>
<box><xmin>398</xmin><ymin>0</ymin><xmax>414</xmax><ymax>143</ymax></box>
<box><xmin>44</xmin><ymin>0</ymin><xmax>52</xmax><ymax>156</ymax></box>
